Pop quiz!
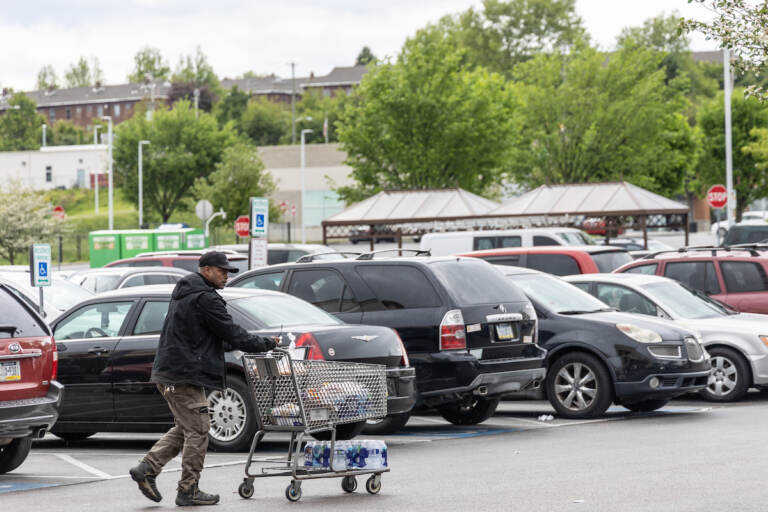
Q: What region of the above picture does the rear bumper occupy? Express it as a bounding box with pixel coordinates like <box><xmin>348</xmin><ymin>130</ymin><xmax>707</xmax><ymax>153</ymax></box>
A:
<box><xmin>0</xmin><ymin>381</ymin><xmax>64</xmax><ymax>439</ymax></box>
<box><xmin>385</xmin><ymin>367</ymin><xmax>416</xmax><ymax>416</ymax></box>
<box><xmin>614</xmin><ymin>370</ymin><xmax>710</xmax><ymax>400</ymax></box>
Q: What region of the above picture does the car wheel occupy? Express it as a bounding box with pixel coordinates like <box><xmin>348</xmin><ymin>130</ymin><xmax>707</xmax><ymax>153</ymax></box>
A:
<box><xmin>363</xmin><ymin>412</ymin><xmax>411</xmax><ymax>435</ymax></box>
<box><xmin>700</xmin><ymin>347</ymin><xmax>750</xmax><ymax>402</ymax></box>
<box><xmin>437</xmin><ymin>396</ymin><xmax>500</xmax><ymax>425</ymax></box>
<box><xmin>52</xmin><ymin>432</ymin><xmax>95</xmax><ymax>442</ymax></box>
<box><xmin>207</xmin><ymin>375</ymin><xmax>257</xmax><ymax>452</ymax></box>
<box><xmin>546</xmin><ymin>352</ymin><xmax>613</xmax><ymax>419</ymax></box>
<box><xmin>0</xmin><ymin>437</ymin><xmax>32</xmax><ymax>474</ymax></box>
<box><xmin>622</xmin><ymin>399</ymin><xmax>669</xmax><ymax>412</ymax></box>
<box><xmin>310</xmin><ymin>421</ymin><xmax>367</xmax><ymax>441</ymax></box>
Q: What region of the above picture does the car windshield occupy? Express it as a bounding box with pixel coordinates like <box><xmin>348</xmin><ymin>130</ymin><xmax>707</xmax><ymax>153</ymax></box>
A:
<box><xmin>0</xmin><ymin>273</ymin><xmax>93</xmax><ymax>311</ymax></box>
<box><xmin>724</xmin><ymin>226</ymin><xmax>768</xmax><ymax>245</ymax></box>
<box><xmin>511</xmin><ymin>273</ymin><xmax>610</xmax><ymax>314</ymax></box>
<box><xmin>230</xmin><ymin>294</ymin><xmax>342</xmax><ymax>328</ymax></box>
<box><xmin>557</xmin><ymin>232</ymin><xmax>594</xmax><ymax>245</ymax></box>
<box><xmin>81</xmin><ymin>274</ymin><xmax>122</xmax><ymax>293</ymax></box>
<box><xmin>431</xmin><ymin>259</ymin><xmax>528</xmax><ymax>305</ymax></box>
<box><xmin>591</xmin><ymin>251</ymin><xmax>633</xmax><ymax>272</ymax></box>
<box><xmin>641</xmin><ymin>281</ymin><xmax>726</xmax><ymax>319</ymax></box>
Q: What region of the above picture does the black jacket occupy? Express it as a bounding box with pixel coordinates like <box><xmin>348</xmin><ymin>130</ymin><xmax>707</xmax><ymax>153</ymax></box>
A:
<box><xmin>150</xmin><ymin>272</ymin><xmax>270</xmax><ymax>390</ymax></box>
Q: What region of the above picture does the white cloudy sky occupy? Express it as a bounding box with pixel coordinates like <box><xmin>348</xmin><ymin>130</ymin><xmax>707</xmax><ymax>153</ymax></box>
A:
<box><xmin>0</xmin><ymin>0</ymin><xmax>719</xmax><ymax>91</ymax></box>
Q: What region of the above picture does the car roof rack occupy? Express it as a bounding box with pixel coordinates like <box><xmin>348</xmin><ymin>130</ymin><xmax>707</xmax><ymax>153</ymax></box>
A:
<box><xmin>294</xmin><ymin>252</ymin><xmax>362</xmax><ymax>263</ymax></box>
<box><xmin>642</xmin><ymin>245</ymin><xmax>764</xmax><ymax>259</ymax></box>
<box><xmin>355</xmin><ymin>249</ymin><xmax>431</xmax><ymax>260</ymax></box>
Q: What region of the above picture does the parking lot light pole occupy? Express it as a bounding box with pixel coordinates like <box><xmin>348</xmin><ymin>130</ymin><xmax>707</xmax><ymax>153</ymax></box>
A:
<box><xmin>93</xmin><ymin>125</ymin><xmax>103</xmax><ymax>214</ymax></box>
<box><xmin>101</xmin><ymin>116</ymin><xmax>113</xmax><ymax>230</ymax></box>
<box><xmin>138</xmin><ymin>140</ymin><xmax>150</xmax><ymax>228</ymax></box>
<box><xmin>300</xmin><ymin>128</ymin><xmax>313</xmax><ymax>244</ymax></box>
<box><xmin>42</xmin><ymin>124</ymin><xmax>46</xmax><ymax>147</ymax></box>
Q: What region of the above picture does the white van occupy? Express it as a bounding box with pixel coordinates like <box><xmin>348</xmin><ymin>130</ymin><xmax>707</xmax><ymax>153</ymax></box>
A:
<box><xmin>419</xmin><ymin>227</ymin><xmax>594</xmax><ymax>256</ymax></box>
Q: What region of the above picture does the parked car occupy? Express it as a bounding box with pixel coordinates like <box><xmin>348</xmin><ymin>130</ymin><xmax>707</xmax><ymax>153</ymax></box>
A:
<box><xmin>227</xmin><ymin>255</ymin><xmax>546</xmax><ymax>428</ymax></box>
<box><xmin>105</xmin><ymin>253</ymin><xmax>249</xmax><ymax>273</ymax></box>
<box><xmin>265</xmin><ymin>244</ymin><xmax>342</xmax><ymax>264</ymax></box>
<box><xmin>67</xmin><ymin>267</ymin><xmax>189</xmax><ymax>293</ymax></box>
<box><xmin>0</xmin><ymin>283</ymin><xmax>63</xmax><ymax>473</ymax></box>
<box><xmin>722</xmin><ymin>222</ymin><xmax>768</xmax><ymax>246</ymax></box>
<box><xmin>614</xmin><ymin>247</ymin><xmax>768</xmax><ymax>314</ymax></box>
<box><xmin>349</xmin><ymin>226</ymin><xmax>398</xmax><ymax>244</ymax></box>
<box><xmin>459</xmin><ymin>246</ymin><xmax>633</xmax><ymax>276</ymax></box>
<box><xmin>565</xmin><ymin>273</ymin><xmax>768</xmax><ymax>403</ymax></box>
<box><xmin>49</xmin><ymin>285</ymin><xmax>415</xmax><ymax>450</ymax></box>
<box><xmin>582</xmin><ymin>218</ymin><xmax>624</xmax><ymax>236</ymax></box>
<box><xmin>711</xmin><ymin>211</ymin><xmax>768</xmax><ymax>239</ymax></box>
<box><xmin>601</xmin><ymin>238</ymin><xmax>675</xmax><ymax>259</ymax></box>
<box><xmin>492</xmin><ymin>266</ymin><xmax>709</xmax><ymax>418</ymax></box>
<box><xmin>0</xmin><ymin>268</ymin><xmax>93</xmax><ymax>321</ymax></box>
<box><xmin>419</xmin><ymin>227</ymin><xmax>594</xmax><ymax>256</ymax></box>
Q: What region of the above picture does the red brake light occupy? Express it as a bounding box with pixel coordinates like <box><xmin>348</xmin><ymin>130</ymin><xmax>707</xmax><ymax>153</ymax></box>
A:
<box><xmin>295</xmin><ymin>333</ymin><xmax>325</xmax><ymax>360</ymax></box>
<box><xmin>393</xmin><ymin>330</ymin><xmax>409</xmax><ymax>367</ymax></box>
<box><xmin>50</xmin><ymin>337</ymin><xmax>58</xmax><ymax>381</ymax></box>
<box><xmin>439</xmin><ymin>309</ymin><xmax>466</xmax><ymax>351</ymax></box>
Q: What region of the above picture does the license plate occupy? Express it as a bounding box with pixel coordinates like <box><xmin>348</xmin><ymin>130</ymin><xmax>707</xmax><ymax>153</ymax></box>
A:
<box><xmin>0</xmin><ymin>361</ymin><xmax>21</xmax><ymax>382</ymax></box>
<box><xmin>494</xmin><ymin>323</ymin><xmax>516</xmax><ymax>341</ymax></box>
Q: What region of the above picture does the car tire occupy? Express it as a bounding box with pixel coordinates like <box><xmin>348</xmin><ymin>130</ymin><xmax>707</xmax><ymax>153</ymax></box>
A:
<box><xmin>546</xmin><ymin>352</ymin><xmax>613</xmax><ymax>419</ymax></box>
<box><xmin>622</xmin><ymin>399</ymin><xmax>669</xmax><ymax>412</ymax></box>
<box><xmin>207</xmin><ymin>374</ymin><xmax>257</xmax><ymax>452</ymax></box>
<box><xmin>0</xmin><ymin>437</ymin><xmax>32</xmax><ymax>474</ymax></box>
<box><xmin>310</xmin><ymin>421</ymin><xmax>367</xmax><ymax>441</ymax></box>
<box><xmin>700</xmin><ymin>347</ymin><xmax>750</xmax><ymax>402</ymax></box>
<box><xmin>52</xmin><ymin>432</ymin><xmax>95</xmax><ymax>442</ymax></box>
<box><xmin>437</xmin><ymin>396</ymin><xmax>500</xmax><ymax>425</ymax></box>
<box><xmin>363</xmin><ymin>412</ymin><xmax>411</xmax><ymax>435</ymax></box>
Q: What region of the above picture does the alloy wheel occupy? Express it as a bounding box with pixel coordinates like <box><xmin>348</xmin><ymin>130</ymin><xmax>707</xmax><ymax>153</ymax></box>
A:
<box><xmin>553</xmin><ymin>362</ymin><xmax>598</xmax><ymax>411</ymax></box>
<box><xmin>208</xmin><ymin>388</ymin><xmax>247</xmax><ymax>442</ymax></box>
<box><xmin>707</xmin><ymin>356</ymin><xmax>738</xmax><ymax>397</ymax></box>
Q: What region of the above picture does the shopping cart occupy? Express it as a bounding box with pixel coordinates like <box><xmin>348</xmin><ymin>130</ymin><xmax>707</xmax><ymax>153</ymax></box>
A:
<box><xmin>238</xmin><ymin>348</ymin><xmax>390</xmax><ymax>502</ymax></box>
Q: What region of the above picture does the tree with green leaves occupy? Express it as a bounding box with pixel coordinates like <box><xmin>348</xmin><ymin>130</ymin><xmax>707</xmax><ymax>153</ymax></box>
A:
<box><xmin>191</xmin><ymin>142</ymin><xmax>279</xmax><ymax>224</ymax></box>
<box><xmin>0</xmin><ymin>93</ymin><xmax>45</xmax><ymax>151</ymax></box>
<box><xmin>336</xmin><ymin>27</ymin><xmax>521</xmax><ymax>202</ymax></box>
<box><xmin>52</xmin><ymin>120</ymin><xmax>87</xmax><ymax>145</ymax></box>
<box><xmin>508</xmin><ymin>42</ymin><xmax>696</xmax><ymax>196</ymax></box>
<box><xmin>113</xmin><ymin>101</ymin><xmax>237</xmax><ymax>222</ymax></box>
<box><xmin>127</xmin><ymin>46</ymin><xmax>170</xmax><ymax>83</ymax></box>
<box><xmin>697</xmin><ymin>90</ymin><xmax>768</xmax><ymax>220</ymax></box>
<box><xmin>0</xmin><ymin>181</ymin><xmax>64</xmax><ymax>264</ymax></box>
<box><xmin>36</xmin><ymin>65</ymin><xmax>59</xmax><ymax>90</ymax></box>
<box><xmin>355</xmin><ymin>46</ymin><xmax>377</xmax><ymax>65</ymax></box>
<box><xmin>240</xmin><ymin>98</ymin><xmax>291</xmax><ymax>146</ymax></box>
<box><xmin>64</xmin><ymin>56</ymin><xmax>104</xmax><ymax>88</ymax></box>
<box><xmin>170</xmin><ymin>47</ymin><xmax>219</xmax><ymax>111</ymax></box>
<box><xmin>294</xmin><ymin>89</ymin><xmax>347</xmax><ymax>143</ymax></box>
<box><xmin>214</xmin><ymin>85</ymin><xmax>250</xmax><ymax>129</ymax></box>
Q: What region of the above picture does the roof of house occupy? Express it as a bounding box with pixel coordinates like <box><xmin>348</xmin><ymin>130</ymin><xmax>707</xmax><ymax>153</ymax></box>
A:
<box><xmin>302</xmin><ymin>65</ymin><xmax>368</xmax><ymax>87</ymax></box>
<box><xmin>0</xmin><ymin>80</ymin><xmax>171</xmax><ymax>110</ymax></box>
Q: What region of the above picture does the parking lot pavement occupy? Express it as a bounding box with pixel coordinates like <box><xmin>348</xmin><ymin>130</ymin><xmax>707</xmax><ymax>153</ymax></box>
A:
<box><xmin>0</xmin><ymin>398</ymin><xmax>719</xmax><ymax>498</ymax></box>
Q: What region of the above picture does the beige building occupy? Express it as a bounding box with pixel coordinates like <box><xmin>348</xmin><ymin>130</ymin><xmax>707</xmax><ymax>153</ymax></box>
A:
<box><xmin>0</xmin><ymin>144</ymin><xmax>108</xmax><ymax>190</ymax></box>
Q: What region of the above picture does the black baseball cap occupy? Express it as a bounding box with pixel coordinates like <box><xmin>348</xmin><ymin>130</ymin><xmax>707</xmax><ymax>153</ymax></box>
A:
<box><xmin>198</xmin><ymin>251</ymin><xmax>239</xmax><ymax>273</ymax></box>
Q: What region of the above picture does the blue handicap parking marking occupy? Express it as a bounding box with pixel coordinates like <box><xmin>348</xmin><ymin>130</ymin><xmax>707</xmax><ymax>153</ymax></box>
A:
<box><xmin>38</xmin><ymin>262</ymin><xmax>48</xmax><ymax>277</ymax></box>
<box><xmin>256</xmin><ymin>214</ymin><xmax>265</xmax><ymax>227</ymax></box>
<box><xmin>0</xmin><ymin>481</ymin><xmax>58</xmax><ymax>494</ymax></box>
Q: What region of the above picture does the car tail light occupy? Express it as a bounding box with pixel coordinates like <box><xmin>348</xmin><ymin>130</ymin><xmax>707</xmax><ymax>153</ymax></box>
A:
<box><xmin>50</xmin><ymin>337</ymin><xmax>58</xmax><ymax>381</ymax></box>
<box><xmin>440</xmin><ymin>309</ymin><xmax>466</xmax><ymax>351</ymax></box>
<box><xmin>393</xmin><ymin>330</ymin><xmax>409</xmax><ymax>367</ymax></box>
<box><xmin>295</xmin><ymin>333</ymin><xmax>325</xmax><ymax>360</ymax></box>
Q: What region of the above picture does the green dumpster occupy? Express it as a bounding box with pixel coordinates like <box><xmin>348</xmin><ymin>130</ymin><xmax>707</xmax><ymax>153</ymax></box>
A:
<box><xmin>153</xmin><ymin>231</ymin><xmax>183</xmax><ymax>251</ymax></box>
<box><xmin>120</xmin><ymin>230</ymin><xmax>155</xmax><ymax>259</ymax></box>
<box><xmin>183</xmin><ymin>229</ymin><xmax>207</xmax><ymax>250</ymax></box>
<box><xmin>89</xmin><ymin>231</ymin><xmax>121</xmax><ymax>268</ymax></box>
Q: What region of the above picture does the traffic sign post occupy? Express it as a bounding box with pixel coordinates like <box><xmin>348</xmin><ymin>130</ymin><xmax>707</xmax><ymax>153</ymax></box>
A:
<box><xmin>29</xmin><ymin>243</ymin><xmax>52</xmax><ymax>316</ymax></box>
<box><xmin>234</xmin><ymin>215</ymin><xmax>250</xmax><ymax>238</ymax></box>
<box><xmin>248</xmin><ymin>197</ymin><xmax>269</xmax><ymax>269</ymax></box>
<box><xmin>52</xmin><ymin>205</ymin><xmax>65</xmax><ymax>219</ymax></box>
<box><xmin>708</xmin><ymin>184</ymin><xmax>728</xmax><ymax>245</ymax></box>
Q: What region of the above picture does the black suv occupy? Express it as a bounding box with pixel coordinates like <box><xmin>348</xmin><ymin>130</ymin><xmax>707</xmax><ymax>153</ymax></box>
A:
<box><xmin>228</xmin><ymin>254</ymin><xmax>546</xmax><ymax>430</ymax></box>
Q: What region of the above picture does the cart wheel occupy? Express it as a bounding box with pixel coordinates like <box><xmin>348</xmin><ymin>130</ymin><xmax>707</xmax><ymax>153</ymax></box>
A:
<box><xmin>238</xmin><ymin>480</ymin><xmax>254</xmax><ymax>499</ymax></box>
<box><xmin>365</xmin><ymin>474</ymin><xmax>382</xmax><ymax>495</ymax></box>
<box><xmin>341</xmin><ymin>476</ymin><xmax>357</xmax><ymax>493</ymax></box>
<box><xmin>285</xmin><ymin>482</ymin><xmax>302</xmax><ymax>502</ymax></box>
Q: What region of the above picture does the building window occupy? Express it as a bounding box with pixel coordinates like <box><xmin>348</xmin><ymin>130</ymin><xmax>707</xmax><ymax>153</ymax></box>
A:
<box><xmin>45</xmin><ymin>166</ymin><xmax>52</xmax><ymax>183</ymax></box>
<box><xmin>48</xmin><ymin>108</ymin><xmax>55</xmax><ymax>122</ymax></box>
<box><xmin>76</xmin><ymin>107</ymin><xmax>82</xmax><ymax>118</ymax></box>
<box><xmin>323</xmin><ymin>87</ymin><xmax>332</xmax><ymax>97</ymax></box>
<box><xmin>86</xmin><ymin>105</ymin><xmax>92</xmax><ymax>115</ymax></box>
<box><xmin>114</xmin><ymin>104</ymin><xmax>121</xmax><ymax>117</ymax></box>
<box><xmin>97</xmin><ymin>105</ymin><xmax>103</xmax><ymax>117</ymax></box>
<box><xmin>65</xmin><ymin>108</ymin><xmax>71</xmax><ymax>120</ymax></box>
<box><xmin>125</xmin><ymin>103</ymin><xmax>132</xmax><ymax>111</ymax></box>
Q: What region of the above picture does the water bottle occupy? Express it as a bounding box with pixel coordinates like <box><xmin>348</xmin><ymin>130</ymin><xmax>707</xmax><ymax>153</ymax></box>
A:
<box><xmin>304</xmin><ymin>443</ymin><xmax>313</xmax><ymax>467</ymax></box>
<box><xmin>332</xmin><ymin>441</ymin><xmax>347</xmax><ymax>470</ymax></box>
<box><xmin>346</xmin><ymin>441</ymin><xmax>360</xmax><ymax>469</ymax></box>
<box><xmin>367</xmin><ymin>441</ymin><xmax>381</xmax><ymax>470</ymax></box>
<box><xmin>381</xmin><ymin>441</ymin><xmax>388</xmax><ymax>468</ymax></box>
<box><xmin>357</xmin><ymin>441</ymin><xmax>369</xmax><ymax>469</ymax></box>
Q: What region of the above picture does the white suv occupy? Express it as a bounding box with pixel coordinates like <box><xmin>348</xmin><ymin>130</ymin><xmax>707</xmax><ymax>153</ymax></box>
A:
<box><xmin>419</xmin><ymin>227</ymin><xmax>593</xmax><ymax>256</ymax></box>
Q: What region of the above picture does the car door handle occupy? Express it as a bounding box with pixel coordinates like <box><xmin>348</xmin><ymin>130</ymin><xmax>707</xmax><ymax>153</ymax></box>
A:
<box><xmin>88</xmin><ymin>346</ymin><xmax>110</xmax><ymax>355</ymax></box>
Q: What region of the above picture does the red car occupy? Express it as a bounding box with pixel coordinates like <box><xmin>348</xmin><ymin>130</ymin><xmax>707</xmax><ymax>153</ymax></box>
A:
<box><xmin>458</xmin><ymin>246</ymin><xmax>633</xmax><ymax>275</ymax></box>
<box><xmin>0</xmin><ymin>283</ymin><xmax>63</xmax><ymax>473</ymax></box>
<box><xmin>614</xmin><ymin>247</ymin><xmax>768</xmax><ymax>314</ymax></box>
<box><xmin>105</xmin><ymin>253</ymin><xmax>249</xmax><ymax>273</ymax></box>
<box><xmin>582</xmin><ymin>218</ymin><xmax>624</xmax><ymax>236</ymax></box>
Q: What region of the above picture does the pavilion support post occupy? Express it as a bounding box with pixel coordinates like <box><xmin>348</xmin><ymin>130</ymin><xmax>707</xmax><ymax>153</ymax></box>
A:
<box><xmin>684</xmin><ymin>213</ymin><xmax>690</xmax><ymax>247</ymax></box>
<box><xmin>605</xmin><ymin>217</ymin><xmax>612</xmax><ymax>245</ymax></box>
<box><xmin>397</xmin><ymin>229</ymin><xmax>403</xmax><ymax>250</ymax></box>
<box><xmin>322</xmin><ymin>225</ymin><xmax>327</xmax><ymax>245</ymax></box>
<box><xmin>641</xmin><ymin>216</ymin><xmax>648</xmax><ymax>250</ymax></box>
<box><xmin>369</xmin><ymin>224</ymin><xmax>375</xmax><ymax>251</ymax></box>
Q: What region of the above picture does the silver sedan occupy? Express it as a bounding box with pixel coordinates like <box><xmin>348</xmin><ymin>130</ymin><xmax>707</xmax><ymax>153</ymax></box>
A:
<box><xmin>565</xmin><ymin>273</ymin><xmax>768</xmax><ymax>402</ymax></box>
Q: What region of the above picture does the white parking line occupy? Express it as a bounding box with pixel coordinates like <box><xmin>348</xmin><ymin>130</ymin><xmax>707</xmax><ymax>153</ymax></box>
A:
<box><xmin>53</xmin><ymin>454</ymin><xmax>113</xmax><ymax>479</ymax></box>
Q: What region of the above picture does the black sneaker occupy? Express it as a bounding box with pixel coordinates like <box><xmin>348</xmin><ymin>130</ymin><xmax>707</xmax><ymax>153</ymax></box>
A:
<box><xmin>129</xmin><ymin>460</ymin><xmax>162</xmax><ymax>503</ymax></box>
<box><xmin>175</xmin><ymin>487</ymin><xmax>220</xmax><ymax>506</ymax></box>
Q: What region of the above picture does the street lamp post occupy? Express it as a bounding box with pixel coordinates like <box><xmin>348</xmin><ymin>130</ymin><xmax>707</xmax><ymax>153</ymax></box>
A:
<box><xmin>101</xmin><ymin>116</ymin><xmax>113</xmax><ymax>230</ymax></box>
<box><xmin>42</xmin><ymin>124</ymin><xmax>46</xmax><ymax>147</ymax></box>
<box><xmin>138</xmin><ymin>140</ymin><xmax>150</xmax><ymax>228</ymax></box>
<box><xmin>300</xmin><ymin>128</ymin><xmax>313</xmax><ymax>244</ymax></box>
<box><xmin>94</xmin><ymin>125</ymin><xmax>102</xmax><ymax>214</ymax></box>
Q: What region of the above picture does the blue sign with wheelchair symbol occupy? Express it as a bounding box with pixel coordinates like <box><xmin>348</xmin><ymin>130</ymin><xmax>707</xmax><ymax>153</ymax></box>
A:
<box><xmin>38</xmin><ymin>262</ymin><xmax>48</xmax><ymax>277</ymax></box>
<box><xmin>256</xmin><ymin>214</ymin><xmax>264</xmax><ymax>228</ymax></box>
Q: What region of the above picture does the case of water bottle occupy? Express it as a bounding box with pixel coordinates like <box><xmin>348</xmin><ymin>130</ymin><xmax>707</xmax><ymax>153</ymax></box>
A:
<box><xmin>304</xmin><ymin>440</ymin><xmax>389</xmax><ymax>470</ymax></box>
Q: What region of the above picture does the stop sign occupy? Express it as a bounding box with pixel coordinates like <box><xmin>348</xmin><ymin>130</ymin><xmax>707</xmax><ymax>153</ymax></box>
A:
<box><xmin>707</xmin><ymin>184</ymin><xmax>728</xmax><ymax>209</ymax></box>
<box><xmin>52</xmin><ymin>205</ymin><xmax>65</xmax><ymax>219</ymax></box>
<box><xmin>234</xmin><ymin>215</ymin><xmax>250</xmax><ymax>237</ymax></box>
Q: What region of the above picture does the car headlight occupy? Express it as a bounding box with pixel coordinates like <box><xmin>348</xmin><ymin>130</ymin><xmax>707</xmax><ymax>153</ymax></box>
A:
<box><xmin>616</xmin><ymin>323</ymin><xmax>662</xmax><ymax>344</ymax></box>
<box><xmin>759</xmin><ymin>335</ymin><xmax>768</xmax><ymax>347</ymax></box>
<box><xmin>523</xmin><ymin>302</ymin><xmax>537</xmax><ymax>321</ymax></box>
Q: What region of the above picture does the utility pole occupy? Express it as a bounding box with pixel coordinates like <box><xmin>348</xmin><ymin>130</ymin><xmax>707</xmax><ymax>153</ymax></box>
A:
<box><xmin>138</xmin><ymin>140</ymin><xmax>150</xmax><ymax>228</ymax></box>
<box><xmin>41</xmin><ymin>124</ymin><xmax>46</xmax><ymax>147</ymax></box>
<box><xmin>290</xmin><ymin>61</ymin><xmax>296</xmax><ymax>144</ymax></box>
<box><xmin>102</xmin><ymin>116</ymin><xmax>113</xmax><ymax>230</ymax></box>
<box><xmin>193</xmin><ymin>88</ymin><xmax>200</xmax><ymax>118</ymax></box>
<box><xmin>724</xmin><ymin>49</ymin><xmax>735</xmax><ymax>225</ymax></box>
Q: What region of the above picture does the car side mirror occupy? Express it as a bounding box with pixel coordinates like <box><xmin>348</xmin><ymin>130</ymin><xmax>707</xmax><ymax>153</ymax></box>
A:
<box><xmin>656</xmin><ymin>307</ymin><xmax>671</xmax><ymax>320</ymax></box>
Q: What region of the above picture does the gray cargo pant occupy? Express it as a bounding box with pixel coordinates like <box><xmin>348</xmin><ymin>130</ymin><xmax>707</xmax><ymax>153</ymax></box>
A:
<box><xmin>144</xmin><ymin>384</ymin><xmax>210</xmax><ymax>493</ymax></box>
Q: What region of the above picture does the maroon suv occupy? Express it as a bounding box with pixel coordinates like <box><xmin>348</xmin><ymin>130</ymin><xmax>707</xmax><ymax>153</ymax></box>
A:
<box><xmin>0</xmin><ymin>283</ymin><xmax>63</xmax><ymax>473</ymax></box>
<box><xmin>614</xmin><ymin>247</ymin><xmax>768</xmax><ymax>314</ymax></box>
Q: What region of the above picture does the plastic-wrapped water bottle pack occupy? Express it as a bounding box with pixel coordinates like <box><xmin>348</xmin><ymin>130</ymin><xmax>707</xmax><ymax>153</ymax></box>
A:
<box><xmin>304</xmin><ymin>440</ymin><xmax>388</xmax><ymax>470</ymax></box>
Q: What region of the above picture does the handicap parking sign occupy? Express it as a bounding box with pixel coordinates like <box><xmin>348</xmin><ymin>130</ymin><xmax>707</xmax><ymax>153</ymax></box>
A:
<box><xmin>38</xmin><ymin>262</ymin><xmax>48</xmax><ymax>277</ymax></box>
<box><xmin>29</xmin><ymin>244</ymin><xmax>52</xmax><ymax>287</ymax></box>
<box><xmin>256</xmin><ymin>214</ymin><xmax>264</xmax><ymax>228</ymax></box>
